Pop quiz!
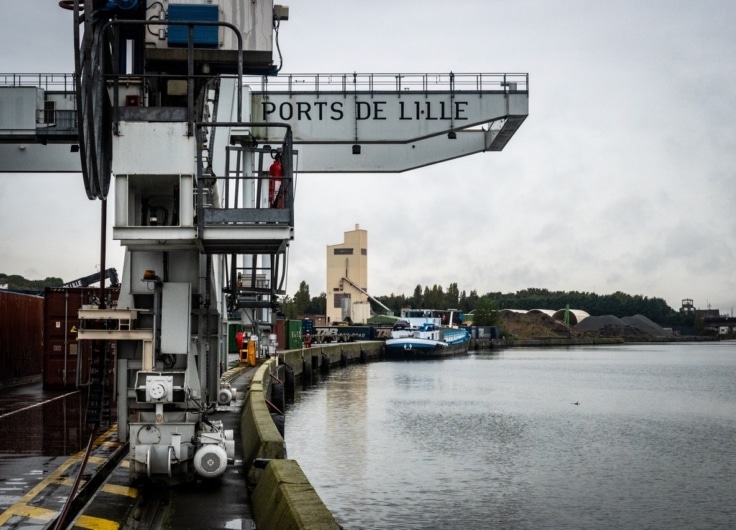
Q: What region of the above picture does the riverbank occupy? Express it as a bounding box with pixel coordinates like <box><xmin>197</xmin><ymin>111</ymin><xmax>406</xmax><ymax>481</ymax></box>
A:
<box><xmin>471</xmin><ymin>311</ymin><xmax>719</xmax><ymax>349</ymax></box>
<box><xmin>471</xmin><ymin>334</ymin><xmax>719</xmax><ymax>349</ymax></box>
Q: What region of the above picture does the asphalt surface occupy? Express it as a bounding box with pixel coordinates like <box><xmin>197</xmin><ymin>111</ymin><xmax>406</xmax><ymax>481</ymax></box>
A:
<box><xmin>0</xmin><ymin>362</ymin><xmax>258</xmax><ymax>529</ymax></box>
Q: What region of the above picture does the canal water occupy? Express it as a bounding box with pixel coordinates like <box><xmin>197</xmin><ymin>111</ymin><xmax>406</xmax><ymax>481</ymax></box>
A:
<box><xmin>285</xmin><ymin>342</ymin><xmax>736</xmax><ymax>529</ymax></box>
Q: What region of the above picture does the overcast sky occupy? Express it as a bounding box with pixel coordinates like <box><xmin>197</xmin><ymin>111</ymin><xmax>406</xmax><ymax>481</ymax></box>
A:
<box><xmin>1</xmin><ymin>0</ymin><xmax>735</xmax><ymax>315</ymax></box>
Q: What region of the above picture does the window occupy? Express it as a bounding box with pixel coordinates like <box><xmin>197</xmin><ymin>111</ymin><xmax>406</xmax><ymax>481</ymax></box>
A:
<box><xmin>334</xmin><ymin>248</ymin><xmax>353</xmax><ymax>255</ymax></box>
<box><xmin>333</xmin><ymin>293</ymin><xmax>351</xmax><ymax>308</ymax></box>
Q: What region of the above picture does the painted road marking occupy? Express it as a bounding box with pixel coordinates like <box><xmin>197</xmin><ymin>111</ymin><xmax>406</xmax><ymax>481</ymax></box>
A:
<box><xmin>102</xmin><ymin>483</ymin><xmax>138</xmax><ymax>497</ymax></box>
<box><xmin>74</xmin><ymin>514</ymin><xmax>121</xmax><ymax>530</ymax></box>
<box><xmin>0</xmin><ymin>427</ymin><xmax>127</xmax><ymax>528</ymax></box>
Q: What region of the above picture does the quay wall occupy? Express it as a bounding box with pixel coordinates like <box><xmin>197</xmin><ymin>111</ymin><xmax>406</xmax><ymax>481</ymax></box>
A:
<box><xmin>280</xmin><ymin>341</ymin><xmax>383</xmax><ymax>377</ymax></box>
<box><xmin>242</xmin><ymin>342</ymin><xmax>382</xmax><ymax>529</ymax></box>
<box><xmin>470</xmin><ymin>337</ymin><xmax>625</xmax><ymax>349</ymax></box>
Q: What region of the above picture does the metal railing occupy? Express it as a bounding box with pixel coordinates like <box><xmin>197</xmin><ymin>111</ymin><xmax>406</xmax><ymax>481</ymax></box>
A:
<box><xmin>0</xmin><ymin>72</ymin><xmax>528</xmax><ymax>96</ymax></box>
<box><xmin>0</xmin><ymin>73</ymin><xmax>76</xmax><ymax>91</ymax></box>
<box><xmin>245</xmin><ymin>72</ymin><xmax>529</xmax><ymax>95</ymax></box>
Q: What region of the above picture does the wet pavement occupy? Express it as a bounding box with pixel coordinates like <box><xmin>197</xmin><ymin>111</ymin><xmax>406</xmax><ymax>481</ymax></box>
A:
<box><xmin>0</xmin><ymin>361</ymin><xmax>257</xmax><ymax>529</ymax></box>
<box><xmin>1</xmin><ymin>390</ymin><xmax>96</xmax><ymax>456</ymax></box>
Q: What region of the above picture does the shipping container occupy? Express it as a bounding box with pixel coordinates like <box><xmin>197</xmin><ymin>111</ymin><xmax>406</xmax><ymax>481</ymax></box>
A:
<box><xmin>371</xmin><ymin>326</ymin><xmax>393</xmax><ymax>340</ymax></box>
<box><xmin>274</xmin><ymin>318</ymin><xmax>286</xmax><ymax>352</ymax></box>
<box><xmin>227</xmin><ymin>323</ymin><xmax>245</xmax><ymax>353</ymax></box>
<box><xmin>0</xmin><ymin>290</ymin><xmax>43</xmax><ymax>386</ymax></box>
<box><xmin>43</xmin><ymin>287</ymin><xmax>119</xmax><ymax>390</ymax></box>
<box><xmin>469</xmin><ymin>326</ymin><xmax>501</xmax><ymax>340</ymax></box>
<box><xmin>285</xmin><ymin>319</ymin><xmax>303</xmax><ymax>350</ymax></box>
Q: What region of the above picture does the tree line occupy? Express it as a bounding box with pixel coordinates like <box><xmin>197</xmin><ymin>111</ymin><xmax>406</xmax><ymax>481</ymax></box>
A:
<box><xmin>0</xmin><ymin>273</ymin><xmax>64</xmax><ymax>291</ymax></box>
<box><xmin>283</xmin><ymin>281</ymin><xmax>691</xmax><ymax>327</ymax></box>
<box><xmin>2</xmin><ymin>273</ymin><xmax>690</xmax><ymax>328</ymax></box>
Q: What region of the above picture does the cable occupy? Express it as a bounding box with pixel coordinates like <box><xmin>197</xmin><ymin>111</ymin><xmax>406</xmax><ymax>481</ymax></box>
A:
<box><xmin>147</xmin><ymin>15</ymin><xmax>162</xmax><ymax>37</ymax></box>
<box><xmin>273</xmin><ymin>15</ymin><xmax>283</xmax><ymax>73</ymax></box>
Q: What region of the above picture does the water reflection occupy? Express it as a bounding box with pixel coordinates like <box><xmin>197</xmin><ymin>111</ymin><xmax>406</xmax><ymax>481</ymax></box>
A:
<box><xmin>0</xmin><ymin>389</ymin><xmax>98</xmax><ymax>457</ymax></box>
<box><xmin>287</xmin><ymin>344</ymin><xmax>736</xmax><ymax>529</ymax></box>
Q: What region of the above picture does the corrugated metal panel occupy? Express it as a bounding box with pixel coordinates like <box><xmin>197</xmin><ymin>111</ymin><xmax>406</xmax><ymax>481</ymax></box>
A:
<box><xmin>0</xmin><ymin>290</ymin><xmax>44</xmax><ymax>386</ymax></box>
<box><xmin>275</xmin><ymin>319</ymin><xmax>286</xmax><ymax>352</ymax></box>
<box><xmin>43</xmin><ymin>287</ymin><xmax>119</xmax><ymax>390</ymax></box>
<box><xmin>286</xmin><ymin>320</ymin><xmax>302</xmax><ymax>350</ymax></box>
<box><xmin>228</xmin><ymin>323</ymin><xmax>245</xmax><ymax>353</ymax></box>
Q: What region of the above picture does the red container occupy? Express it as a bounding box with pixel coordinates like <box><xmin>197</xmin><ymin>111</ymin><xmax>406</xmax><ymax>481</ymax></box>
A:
<box><xmin>275</xmin><ymin>318</ymin><xmax>286</xmax><ymax>353</ymax></box>
<box><xmin>0</xmin><ymin>290</ymin><xmax>43</xmax><ymax>386</ymax></box>
<box><xmin>43</xmin><ymin>287</ymin><xmax>119</xmax><ymax>390</ymax></box>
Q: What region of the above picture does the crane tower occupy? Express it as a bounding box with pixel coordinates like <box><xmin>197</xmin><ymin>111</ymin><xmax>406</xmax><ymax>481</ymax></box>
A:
<box><xmin>0</xmin><ymin>0</ymin><xmax>528</xmax><ymax>482</ymax></box>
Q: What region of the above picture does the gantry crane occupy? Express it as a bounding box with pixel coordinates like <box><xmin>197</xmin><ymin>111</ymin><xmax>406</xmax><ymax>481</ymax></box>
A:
<box><xmin>0</xmin><ymin>0</ymin><xmax>527</xmax><ymax>482</ymax></box>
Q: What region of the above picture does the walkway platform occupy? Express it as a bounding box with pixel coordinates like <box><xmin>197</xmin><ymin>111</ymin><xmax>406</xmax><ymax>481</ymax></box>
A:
<box><xmin>0</xmin><ymin>363</ymin><xmax>258</xmax><ymax>529</ymax></box>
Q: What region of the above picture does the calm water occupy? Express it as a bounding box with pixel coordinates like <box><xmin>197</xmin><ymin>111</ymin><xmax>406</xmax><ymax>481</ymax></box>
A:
<box><xmin>285</xmin><ymin>342</ymin><xmax>736</xmax><ymax>529</ymax></box>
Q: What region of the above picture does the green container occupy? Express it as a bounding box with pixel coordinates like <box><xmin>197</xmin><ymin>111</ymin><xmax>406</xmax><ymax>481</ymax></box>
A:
<box><xmin>286</xmin><ymin>320</ymin><xmax>303</xmax><ymax>350</ymax></box>
<box><xmin>228</xmin><ymin>323</ymin><xmax>245</xmax><ymax>353</ymax></box>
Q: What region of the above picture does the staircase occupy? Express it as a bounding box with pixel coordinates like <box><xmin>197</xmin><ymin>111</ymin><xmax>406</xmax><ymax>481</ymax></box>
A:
<box><xmin>85</xmin><ymin>345</ymin><xmax>111</xmax><ymax>429</ymax></box>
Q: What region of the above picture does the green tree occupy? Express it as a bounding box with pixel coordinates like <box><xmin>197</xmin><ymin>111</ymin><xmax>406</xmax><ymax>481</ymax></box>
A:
<box><xmin>0</xmin><ymin>273</ymin><xmax>63</xmax><ymax>290</ymax></box>
<box><xmin>472</xmin><ymin>297</ymin><xmax>500</xmax><ymax>326</ymax></box>
<box><xmin>411</xmin><ymin>284</ymin><xmax>423</xmax><ymax>308</ymax></box>
<box><xmin>307</xmin><ymin>292</ymin><xmax>327</xmax><ymax>315</ymax></box>
<box><xmin>280</xmin><ymin>295</ymin><xmax>297</xmax><ymax>319</ymax></box>
<box><xmin>446</xmin><ymin>282</ymin><xmax>460</xmax><ymax>308</ymax></box>
<box><xmin>293</xmin><ymin>281</ymin><xmax>311</xmax><ymax>316</ymax></box>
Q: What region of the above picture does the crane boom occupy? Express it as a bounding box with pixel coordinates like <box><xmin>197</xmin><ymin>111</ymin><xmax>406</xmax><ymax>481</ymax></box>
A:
<box><xmin>62</xmin><ymin>268</ymin><xmax>119</xmax><ymax>288</ymax></box>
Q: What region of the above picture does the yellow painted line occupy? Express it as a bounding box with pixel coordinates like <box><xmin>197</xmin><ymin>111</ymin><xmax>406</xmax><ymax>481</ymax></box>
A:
<box><xmin>0</xmin><ymin>503</ymin><xmax>58</xmax><ymax>524</ymax></box>
<box><xmin>73</xmin><ymin>514</ymin><xmax>120</xmax><ymax>530</ymax></box>
<box><xmin>119</xmin><ymin>459</ymin><xmax>130</xmax><ymax>468</ymax></box>
<box><xmin>101</xmin><ymin>483</ymin><xmax>138</xmax><ymax>497</ymax></box>
<box><xmin>55</xmin><ymin>476</ymin><xmax>83</xmax><ymax>487</ymax></box>
<box><xmin>0</xmin><ymin>426</ymin><xmax>122</xmax><ymax>527</ymax></box>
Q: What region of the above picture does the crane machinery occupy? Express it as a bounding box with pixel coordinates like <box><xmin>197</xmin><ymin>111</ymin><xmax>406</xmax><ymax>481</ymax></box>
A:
<box><xmin>0</xmin><ymin>0</ymin><xmax>528</xmax><ymax>483</ymax></box>
<box><xmin>62</xmin><ymin>267</ymin><xmax>120</xmax><ymax>288</ymax></box>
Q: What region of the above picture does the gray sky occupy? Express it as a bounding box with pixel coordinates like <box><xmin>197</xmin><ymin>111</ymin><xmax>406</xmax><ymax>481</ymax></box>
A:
<box><xmin>1</xmin><ymin>0</ymin><xmax>735</xmax><ymax>314</ymax></box>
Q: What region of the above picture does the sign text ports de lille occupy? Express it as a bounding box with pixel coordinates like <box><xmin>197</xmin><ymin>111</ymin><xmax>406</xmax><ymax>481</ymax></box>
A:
<box><xmin>261</xmin><ymin>100</ymin><xmax>470</xmax><ymax>122</ymax></box>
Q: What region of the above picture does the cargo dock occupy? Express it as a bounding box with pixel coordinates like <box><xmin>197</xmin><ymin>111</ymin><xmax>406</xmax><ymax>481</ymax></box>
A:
<box><xmin>0</xmin><ymin>342</ymin><xmax>384</xmax><ymax>529</ymax></box>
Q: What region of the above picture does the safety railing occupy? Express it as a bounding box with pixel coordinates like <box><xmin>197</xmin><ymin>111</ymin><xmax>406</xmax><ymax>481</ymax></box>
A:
<box><xmin>0</xmin><ymin>73</ymin><xmax>76</xmax><ymax>91</ymax></box>
<box><xmin>245</xmin><ymin>72</ymin><xmax>529</xmax><ymax>95</ymax></box>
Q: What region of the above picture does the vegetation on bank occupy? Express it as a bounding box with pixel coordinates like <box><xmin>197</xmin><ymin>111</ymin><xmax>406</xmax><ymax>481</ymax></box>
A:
<box><xmin>282</xmin><ymin>281</ymin><xmax>705</xmax><ymax>332</ymax></box>
<box><xmin>0</xmin><ymin>273</ymin><xmax>63</xmax><ymax>291</ymax></box>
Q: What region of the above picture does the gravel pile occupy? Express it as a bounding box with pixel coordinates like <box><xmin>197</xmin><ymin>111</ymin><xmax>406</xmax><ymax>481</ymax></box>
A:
<box><xmin>574</xmin><ymin>314</ymin><xmax>671</xmax><ymax>337</ymax></box>
<box><xmin>621</xmin><ymin>314</ymin><xmax>672</xmax><ymax>337</ymax></box>
<box><xmin>574</xmin><ymin>315</ymin><xmax>626</xmax><ymax>332</ymax></box>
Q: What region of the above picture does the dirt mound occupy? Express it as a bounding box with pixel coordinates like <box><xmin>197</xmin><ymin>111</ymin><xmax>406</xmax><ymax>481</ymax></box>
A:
<box><xmin>500</xmin><ymin>312</ymin><xmax>575</xmax><ymax>339</ymax></box>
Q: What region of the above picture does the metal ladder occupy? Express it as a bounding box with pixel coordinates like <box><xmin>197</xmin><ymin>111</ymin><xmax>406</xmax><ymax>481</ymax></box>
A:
<box><xmin>85</xmin><ymin>343</ymin><xmax>111</xmax><ymax>429</ymax></box>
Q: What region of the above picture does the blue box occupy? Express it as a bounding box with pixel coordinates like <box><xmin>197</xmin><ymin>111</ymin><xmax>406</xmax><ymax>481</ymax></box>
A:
<box><xmin>167</xmin><ymin>4</ymin><xmax>219</xmax><ymax>48</ymax></box>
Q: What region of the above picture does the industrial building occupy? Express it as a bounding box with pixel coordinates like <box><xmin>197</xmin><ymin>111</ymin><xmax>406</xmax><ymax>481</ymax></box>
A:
<box><xmin>326</xmin><ymin>224</ymin><xmax>371</xmax><ymax>324</ymax></box>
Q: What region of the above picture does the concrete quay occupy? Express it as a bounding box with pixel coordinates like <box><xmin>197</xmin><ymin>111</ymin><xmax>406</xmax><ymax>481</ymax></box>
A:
<box><xmin>0</xmin><ymin>341</ymin><xmax>383</xmax><ymax>529</ymax></box>
<box><xmin>245</xmin><ymin>341</ymin><xmax>384</xmax><ymax>529</ymax></box>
